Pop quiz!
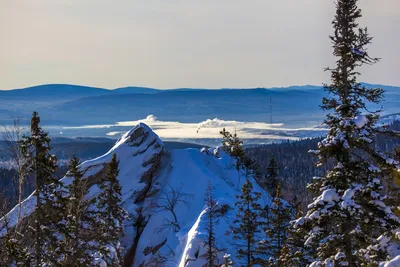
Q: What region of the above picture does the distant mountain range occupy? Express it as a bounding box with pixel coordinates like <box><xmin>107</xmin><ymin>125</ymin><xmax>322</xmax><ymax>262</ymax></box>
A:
<box><xmin>0</xmin><ymin>83</ymin><xmax>399</xmax><ymax>131</ymax></box>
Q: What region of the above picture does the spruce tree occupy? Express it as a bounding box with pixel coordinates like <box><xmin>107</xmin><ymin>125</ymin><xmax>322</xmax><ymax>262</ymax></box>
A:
<box><xmin>0</xmin><ymin>199</ymin><xmax>31</xmax><ymax>267</ymax></box>
<box><xmin>202</xmin><ymin>181</ymin><xmax>219</xmax><ymax>267</ymax></box>
<box><xmin>220</xmin><ymin>128</ymin><xmax>245</xmax><ymax>160</ymax></box>
<box><xmin>263</xmin><ymin>184</ymin><xmax>292</xmax><ymax>265</ymax></box>
<box><xmin>221</xmin><ymin>253</ymin><xmax>234</xmax><ymax>267</ymax></box>
<box><xmin>296</xmin><ymin>1</ymin><xmax>400</xmax><ymax>265</ymax></box>
<box><xmin>229</xmin><ymin>178</ymin><xmax>263</xmax><ymax>266</ymax></box>
<box><xmin>20</xmin><ymin>111</ymin><xmax>66</xmax><ymax>266</ymax></box>
<box><xmin>265</xmin><ymin>157</ymin><xmax>279</xmax><ymax>196</ymax></box>
<box><xmin>2</xmin><ymin>230</ymin><xmax>31</xmax><ymax>267</ymax></box>
<box><xmin>220</xmin><ymin>128</ymin><xmax>246</xmax><ymax>186</ymax></box>
<box><xmin>279</xmin><ymin>207</ymin><xmax>309</xmax><ymax>267</ymax></box>
<box><xmin>95</xmin><ymin>153</ymin><xmax>127</xmax><ymax>266</ymax></box>
<box><xmin>59</xmin><ymin>156</ymin><xmax>95</xmax><ymax>266</ymax></box>
<box><xmin>289</xmin><ymin>195</ymin><xmax>301</xmax><ymax>213</ymax></box>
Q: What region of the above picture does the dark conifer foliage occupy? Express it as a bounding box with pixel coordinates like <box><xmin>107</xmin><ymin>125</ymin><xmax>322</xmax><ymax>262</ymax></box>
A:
<box><xmin>0</xmin><ymin>197</ymin><xmax>31</xmax><ymax>266</ymax></box>
<box><xmin>247</xmin><ymin>120</ymin><xmax>400</xmax><ymax>208</ymax></box>
<box><xmin>229</xmin><ymin>178</ymin><xmax>264</xmax><ymax>267</ymax></box>
<box><xmin>293</xmin><ymin>0</ymin><xmax>400</xmax><ymax>265</ymax></box>
<box><xmin>263</xmin><ymin>184</ymin><xmax>292</xmax><ymax>264</ymax></box>
<box><xmin>95</xmin><ymin>153</ymin><xmax>127</xmax><ymax>266</ymax></box>
<box><xmin>220</xmin><ymin>128</ymin><xmax>247</xmax><ymax>186</ymax></box>
<box><xmin>264</xmin><ymin>157</ymin><xmax>280</xmax><ymax>197</ymax></box>
<box><xmin>19</xmin><ymin>111</ymin><xmax>67</xmax><ymax>266</ymax></box>
<box><xmin>279</xmin><ymin>205</ymin><xmax>310</xmax><ymax>267</ymax></box>
<box><xmin>202</xmin><ymin>181</ymin><xmax>220</xmax><ymax>267</ymax></box>
<box><xmin>59</xmin><ymin>155</ymin><xmax>95</xmax><ymax>266</ymax></box>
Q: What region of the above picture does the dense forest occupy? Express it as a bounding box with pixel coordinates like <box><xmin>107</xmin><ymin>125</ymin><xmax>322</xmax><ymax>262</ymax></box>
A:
<box><xmin>248</xmin><ymin>120</ymin><xmax>400</xmax><ymax>208</ymax></box>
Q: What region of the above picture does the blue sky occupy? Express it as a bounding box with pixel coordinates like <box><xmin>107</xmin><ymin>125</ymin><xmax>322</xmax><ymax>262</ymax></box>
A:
<box><xmin>0</xmin><ymin>0</ymin><xmax>399</xmax><ymax>90</ymax></box>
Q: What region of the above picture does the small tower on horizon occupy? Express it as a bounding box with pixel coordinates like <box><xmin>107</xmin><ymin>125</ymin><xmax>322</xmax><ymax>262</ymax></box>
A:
<box><xmin>270</xmin><ymin>95</ymin><xmax>272</xmax><ymax>124</ymax></box>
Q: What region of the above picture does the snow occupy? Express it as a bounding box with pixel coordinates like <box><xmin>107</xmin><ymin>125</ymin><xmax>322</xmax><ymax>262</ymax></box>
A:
<box><xmin>353</xmin><ymin>115</ymin><xmax>368</xmax><ymax>128</ymax></box>
<box><xmin>137</xmin><ymin>146</ymin><xmax>273</xmax><ymax>266</ymax></box>
<box><xmin>335</xmin><ymin>252</ymin><xmax>346</xmax><ymax>260</ymax></box>
<box><xmin>342</xmin><ymin>189</ymin><xmax>355</xmax><ymax>200</ymax></box>
<box><xmin>292</xmin><ymin>217</ymin><xmax>305</xmax><ymax>228</ymax></box>
<box><xmin>1</xmin><ymin>123</ymin><xmax>274</xmax><ymax>266</ymax></box>
<box><xmin>321</xmin><ymin>189</ymin><xmax>340</xmax><ymax>202</ymax></box>
<box><xmin>335</xmin><ymin>162</ymin><xmax>344</xmax><ymax>169</ymax></box>
<box><xmin>1</xmin><ymin>123</ymin><xmax>163</xmax><ymax>237</ymax></box>
<box><xmin>377</xmin><ymin>235</ymin><xmax>392</xmax><ymax>247</ymax></box>
<box><xmin>381</xmin><ymin>256</ymin><xmax>400</xmax><ymax>267</ymax></box>
<box><xmin>369</xmin><ymin>165</ymin><xmax>382</xmax><ymax>173</ymax></box>
<box><xmin>308</xmin><ymin>188</ymin><xmax>340</xmax><ymax>209</ymax></box>
<box><xmin>351</xmin><ymin>48</ymin><xmax>366</xmax><ymax>56</ymax></box>
<box><xmin>178</xmin><ymin>209</ymin><xmax>207</xmax><ymax>267</ymax></box>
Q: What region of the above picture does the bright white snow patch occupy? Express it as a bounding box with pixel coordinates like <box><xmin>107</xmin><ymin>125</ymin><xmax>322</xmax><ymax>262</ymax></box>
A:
<box><xmin>1</xmin><ymin>123</ymin><xmax>275</xmax><ymax>267</ymax></box>
<box><xmin>353</xmin><ymin>115</ymin><xmax>368</xmax><ymax>128</ymax></box>
<box><xmin>321</xmin><ymin>189</ymin><xmax>340</xmax><ymax>202</ymax></box>
<box><xmin>381</xmin><ymin>255</ymin><xmax>400</xmax><ymax>267</ymax></box>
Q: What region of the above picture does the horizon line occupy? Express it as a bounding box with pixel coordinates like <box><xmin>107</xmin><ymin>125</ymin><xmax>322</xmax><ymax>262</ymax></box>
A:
<box><xmin>1</xmin><ymin>82</ymin><xmax>399</xmax><ymax>91</ymax></box>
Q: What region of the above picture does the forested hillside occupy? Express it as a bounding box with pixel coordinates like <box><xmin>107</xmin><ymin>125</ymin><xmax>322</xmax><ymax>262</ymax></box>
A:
<box><xmin>248</xmin><ymin>120</ymin><xmax>400</xmax><ymax>208</ymax></box>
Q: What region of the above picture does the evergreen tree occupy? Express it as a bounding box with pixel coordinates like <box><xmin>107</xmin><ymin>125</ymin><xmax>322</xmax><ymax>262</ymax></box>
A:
<box><xmin>289</xmin><ymin>195</ymin><xmax>301</xmax><ymax>213</ymax></box>
<box><xmin>20</xmin><ymin>111</ymin><xmax>66</xmax><ymax>266</ymax></box>
<box><xmin>0</xmin><ymin>198</ymin><xmax>31</xmax><ymax>267</ymax></box>
<box><xmin>2</xmin><ymin>230</ymin><xmax>31</xmax><ymax>267</ymax></box>
<box><xmin>263</xmin><ymin>184</ymin><xmax>292</xmax><ymax>265</ymax></box>
<box><xmin>278</xmin><ymin>207</ymin><xmax>309</xmax><ymax>267</ymax></box>
<box><xmin>296</xmin><ymin>1</ymin><xmax>400</xmax><ymax>265</ymax></box>
<box><xmin>202</xmin><ymin>181</ymin><xmax>219</xmax><ymax>267</ymax></box>
<box><xmin>95</xmin><ymin>153</ymin><xmax>127</xmax><ymax>266</ymax></box>
<box><xmin>221</xmin><ymin>253</ymin><xmax>234</xmax><ymax>267</ymax></box>
<box><xmin>220</xmin><ymin>128</ymin><xmax>246</xmax><ymax>186</ymax></box>
<box><xmin>386</xmin><ymin>146</ymin><xmax>400</xmax><ymax>219</ymax></box>
<box><xmin>229</xmin><ymin>178</ymin><xmax>264</xmax><ymax>266</ymax></box>
<box><xmin>220</xmin><ymin>128</ymin><xmax>245</xmax><ymax>160</ymax></box>
<box><xmin>59</xmin><ymin>156</ymin><xmax>95</xmax><ymax>266</ymax></box>
<box><xmin>264</xmin><ymin>157</ymin><xmax>279</xmax><ymax>196</ymax></box>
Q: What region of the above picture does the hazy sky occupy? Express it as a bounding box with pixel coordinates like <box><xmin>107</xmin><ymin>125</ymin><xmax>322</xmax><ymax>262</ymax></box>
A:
<box><xmin>1</xmin><ymin>0</ymin><xmax>399</xmax><ymax>90</ymax></box>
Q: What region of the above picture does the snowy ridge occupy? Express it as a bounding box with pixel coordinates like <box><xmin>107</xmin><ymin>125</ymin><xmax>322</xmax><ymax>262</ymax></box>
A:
<box><xmin>0</xmin><ymin>123</ymin><xmax>273</xmax><ymax>266</ymax></box>
<box><xmin>127</xmin><ymin>146</ymin><xmax>273</xmax><ymax>266</ymax></box>
<box><xmin>0</xmin><ymin>123</ymin><xmax>164</xmax><ymax>236</ymax></box>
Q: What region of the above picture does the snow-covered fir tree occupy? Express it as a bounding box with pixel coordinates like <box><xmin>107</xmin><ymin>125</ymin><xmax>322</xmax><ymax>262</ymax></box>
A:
<box><xmin>95</xmin><ymin>153</ymin><xmax>127</xmax><ymax>266</ymax></box>
<box><xmin>263</xmin><ymin>184</ymin><xmax>292</xmax><ymax>265</ymax></box>
<box><xmin>0</xmin><ymin>200</ymin><xmax>31</xmax><ymax>266</ymax></box>
<box><xmin>201</xmin><ymin>181</ymin><xmax>220</xmax><ymax>267</ymax></box>
<box><xmin>59</xmin><ymin>156</ymin><xmax>95</xmax><ymax>266</ymax></box>
<box><xmin>20</xmin><ymin>111</ymin><xmax>67</xmax><ymax>266</ymax></box>
<box><xmin>2</xmin><ymin>232</ymin><xmax>31</xmax><ymax>266</ymax></box>
<box><xmin>390</xmin><ymin>146</ymin><xmax>400</xmax><ymax>218</ymax></box>
<box><xmin>279</xmin><ymin>203</ymin><xmax>310</xmax><ymax>267</ymax></box>
<box><xmin>220</xmin><ymin>128</ymin><xmax>246</xmax><ymax>186</ymax></box>
<box><xmin>229</xmin><ymin>177</ymin><xmax>264</xmax><ymax>267</ymax></box>
<box><xmin>220</xmin><ymin>128</ymin><xmax>245</xmax><ymax>161</ymax></box>
<box><xmin>294</xmin><ymin>0</ymin><xmax>400</xmax><ymax>266</ymax></box>
<box><xmin>221</xmin><ymin>253</ymin><xmax>234</xmax><ymax>267</ymax></box>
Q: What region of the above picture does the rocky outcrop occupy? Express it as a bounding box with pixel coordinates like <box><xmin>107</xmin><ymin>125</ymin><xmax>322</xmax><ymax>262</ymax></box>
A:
<box><xmin>1</xmin><ymin>123</ymin><xmax>274</xmax><ymax>267</ymax></box>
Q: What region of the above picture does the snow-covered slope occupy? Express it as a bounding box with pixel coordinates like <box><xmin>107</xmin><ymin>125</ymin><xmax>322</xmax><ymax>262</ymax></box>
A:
<box><xmin>1</xmin><ymin>123</ymin><xmax>273</xmax><ymax>266</ymax></box>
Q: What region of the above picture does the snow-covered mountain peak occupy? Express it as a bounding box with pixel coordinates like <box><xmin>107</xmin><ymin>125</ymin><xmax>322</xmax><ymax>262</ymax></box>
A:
<box><xmin>0</xmin><ymin>123</ymin><xmax>165</xmax><ymax>237</ymax></box>
<box><xmin>1</xmin><ymin>123</ymin><xmax>273</xmax><ymax>266</ymax></box>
